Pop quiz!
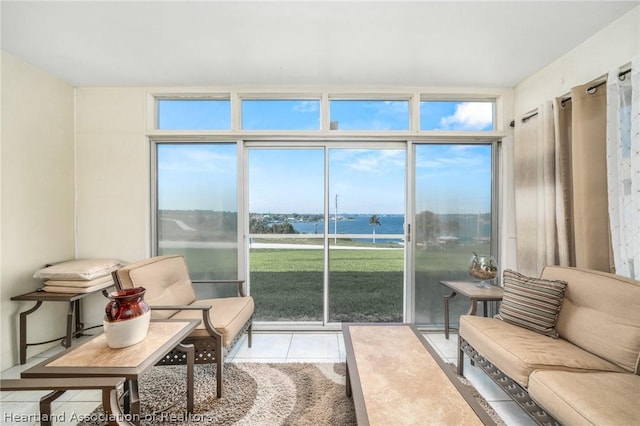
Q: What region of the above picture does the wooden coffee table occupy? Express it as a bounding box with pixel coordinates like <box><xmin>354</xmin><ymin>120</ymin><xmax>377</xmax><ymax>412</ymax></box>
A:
<box><xmin>21</xmin><ymin>319</ymin><xmax>200</xmax><ymax>425</ymax></box>
<box><xmin>343</xmin><ymin>323</ymin><xmax>495</xmax><ymax>426</ymax></box>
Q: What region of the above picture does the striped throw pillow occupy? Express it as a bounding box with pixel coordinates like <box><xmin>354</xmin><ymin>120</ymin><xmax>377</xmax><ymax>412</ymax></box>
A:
<box><xmin>496</xmin><ymin>269</ymin><xmax>567</xmax><ymax>338</ymax></box>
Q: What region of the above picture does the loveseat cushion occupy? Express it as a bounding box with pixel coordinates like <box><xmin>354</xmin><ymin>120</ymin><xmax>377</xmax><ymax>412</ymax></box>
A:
<box><xmin>528</xmin><ymin>370</ymin><xmax>640</xmax><ymax>425</ymax></box>
<box><xmin>460</xmin><ymin>315</ymin><xmax>625</xmax><ymax>387</ymax></box>
<box><xmin>115</xmin><ymin>255</ymin><xmax>197</xmax><ymax>319</ymax></box>
<box><xmin>541</xmin><ymin>266</ymin><xmax>640</xmax><ymax>374</ymax></box>
<box><xmin>171</xmin><ymin>296</ymin><xmax>254</xmax><ymax>347</ymax></box>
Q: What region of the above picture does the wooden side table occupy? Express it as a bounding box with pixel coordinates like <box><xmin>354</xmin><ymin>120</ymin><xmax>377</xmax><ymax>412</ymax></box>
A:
<box><xmin>440</xmin><ymin>280</ymin><xmax>504</xmax><ymax>339</ymax></box>
<box><xmin>21</xmin><ymin>319</ymin><xmax>200</xmax><ymax>425</ymax></box>
<box><xmin>11</xmin><ymin>286</ymin><xmax>113</xmax><ymax>364</ymax></box>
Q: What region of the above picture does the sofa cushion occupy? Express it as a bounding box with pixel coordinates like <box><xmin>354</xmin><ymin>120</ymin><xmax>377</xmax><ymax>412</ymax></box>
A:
<box><xmin>459</xmin><ymin>315</ymin><xmax>625</xmax><ymax>387</ymax></box>
<box><xmin>171</xmin><ymin>296</ymin><xmax>254</xmax><ymax>347</ymax></box>
<box><xmin>115</xmin><ymin>255</ymin><xmax>196</xmax><ymax>318</ymax></box>
<box><xmin>528</xmin><ymin>370</ymin><xmax>640</xmax><ymax>425</ymax></box>
<box><xmin>496</xmin><ymin>269</ymin><xmax>567</xmax><ymax>338</ymax></box>
<box><xmin>541</xmin><ymin>266</ymin><xmax>640</xmax><ymax>374</ymax></box>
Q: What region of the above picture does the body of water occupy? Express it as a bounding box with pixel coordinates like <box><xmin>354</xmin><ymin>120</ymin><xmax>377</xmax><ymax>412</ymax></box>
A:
<box><xmin>291</xmin><ymin>214</ymin><xmax>405</xmax><ymax>243</ymax></box>
<box><xmin>289</xmin><ymin>213</ymin><xmax>490</xmax><ymax>244</ymax></box>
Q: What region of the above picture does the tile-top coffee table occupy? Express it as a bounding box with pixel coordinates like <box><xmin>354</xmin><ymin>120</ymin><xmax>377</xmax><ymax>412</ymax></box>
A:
<box><xmin>21</xmin><ymin>319</ymin><xmax>200</xmax><ymax>425</ymax></box>
<box><xmin>343</xmin><ymin>323</ymin><xmax>495</xmax><ymax>426</ymax></box>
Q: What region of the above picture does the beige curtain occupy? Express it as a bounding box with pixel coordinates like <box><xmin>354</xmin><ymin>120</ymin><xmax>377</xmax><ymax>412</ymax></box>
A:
<box><xmin>514</xmin><ymin>101</ymin><xmax>562</xmax><ymax>276</ymax></box>
<box><xmin>515</xmin><ymin>82</ymin><xmax>614</xmax><ymax>275</ymax></box>
<box><xmin>568</xmin><ymin>83</ymin><xmax>614</xmax><ymax>272</ymax></box>
<box><xmin>553</xmin><ymin>97</ymin><xmax>574</xmax><ymax>267</ymax></box>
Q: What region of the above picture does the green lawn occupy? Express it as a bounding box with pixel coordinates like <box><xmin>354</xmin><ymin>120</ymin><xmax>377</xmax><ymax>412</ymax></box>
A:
<box><xmin>164</xmin><ymin>242</ymin><xmax>492</xmax><ymax>324</ymax></box>
<box><xmin>251</xmin><ymin>248</ymin><xmax>404</xmax><ymax>321</ymax></box>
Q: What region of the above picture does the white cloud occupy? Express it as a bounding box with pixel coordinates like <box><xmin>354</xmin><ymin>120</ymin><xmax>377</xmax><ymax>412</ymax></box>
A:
<box><xmin>159</xmin><ymin>147</ymin><xmax>235</xmax><ymax>174</ymax></box>
<box><xmin>439</xmin><ymin>102</ymin><xmax>493</xmax><ymax>130</ymax></box>
<box><xmin>344</xmin><ymin>149</ymin><xmax>405</xmax><ymax>173</ymax></box>
<box><xmin>292</xmin><ymin>100</ymin><xmax>320</xmax><ymax>113</ymax></box>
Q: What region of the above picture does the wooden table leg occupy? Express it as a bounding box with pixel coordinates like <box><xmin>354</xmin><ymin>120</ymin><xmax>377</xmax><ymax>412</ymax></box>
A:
<box><xmin>122</xmin><ymin>380</ymin><xmax>132</xmax><ymax>414</ymax></box>
<box><xmin>345</xmin><ymin>363</ymin><xmax>352</xmax><ymax>397</ymax></box>
<box><xmin>102</xmin><ymin>387</ymin><xmax>115</xmax><ymax>425</ymax></box>
<box><xmin>128</xmin><ymin>379</ymin><xmax>140</xmax><ymax>425</ymax></box>
<box><xmin>74</xmin><ymin>299</ymin><xmax>85</xmax><ymax>335</ymax></box>
<box><xmin>443</xmin><ymin>291</ymin><xmax>457</xmax><ymax>339</ymax></box>
<box><xmin>467</xmin><ymin>298</ymin><xmax>478</xmax><ymax>315</ymax></box>
<box><xmin>63</xmin><ymin>301</ymin><xmax>75</xmax><ymax>348</ymax></box>
<box><xmin>19</xmin><ymin>301</ymin><xmax>43</xmax><ymax>364</ymax></box>
<box><xmin>39</xmin><ymin>389</ymin><xmax>65</xmax><ymax>426</ymax></box>
<box><xmin>177</xmin><ymin>342</ymin><xmax>195</xmax><ymax>413</ymax></box>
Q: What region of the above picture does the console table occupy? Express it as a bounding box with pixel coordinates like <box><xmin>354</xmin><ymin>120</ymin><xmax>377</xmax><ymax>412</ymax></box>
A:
<box><xmin>440</xmin><ymin>280</ymin><xmax>504</xmax><ymax>339</ymax></box>
<box><xmin>11</xmin><ymin>286</ymin><xmax>113</xmax><ymax>364</ymax></box>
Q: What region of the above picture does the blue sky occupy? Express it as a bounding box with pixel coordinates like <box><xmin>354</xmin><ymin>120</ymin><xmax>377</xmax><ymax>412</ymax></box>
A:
<box><xmin>158</xmin><ymin>99</ymin><xmax>494</xmax><ymax>131</ymax></box>
<box><xmin>157</xmin><ymin>100</ymin><xmax>493</xmax><ymax>214</ymax></box>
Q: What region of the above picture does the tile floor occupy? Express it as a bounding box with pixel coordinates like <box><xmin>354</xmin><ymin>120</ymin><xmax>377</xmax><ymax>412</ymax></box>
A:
<box><xmin>1</xmin><ymin>331</ymin><xmax>536</xmax><ymax>426</ymax></box>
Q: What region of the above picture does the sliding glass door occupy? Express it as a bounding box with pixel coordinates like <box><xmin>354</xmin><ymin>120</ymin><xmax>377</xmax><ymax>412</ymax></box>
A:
<box><xmin>156</xmin><ymin>143</ymin><xmax>239</xmax><ymax>281</ymax></box>
<box><xmin>327</xmin><ymin>148</ymin><xmax>405</xmax><ymax>323</ymax></box>
<box><xmin>247</xmin><ymin>145</ymin><xmax>405</xmax><ymax>324</ymax></box>
<box><xmin>413</xmin><ymin>143</ymin><xmax>495</xmax><ymax>326</ymax></box>
<box><xmin>248</xmin><ymin>148</ymin><xmax>325</xmax><ymax>322</ymax></box>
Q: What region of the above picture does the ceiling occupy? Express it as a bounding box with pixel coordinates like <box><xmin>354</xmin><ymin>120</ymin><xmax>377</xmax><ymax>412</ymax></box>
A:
<box><xmin>2</xmin><ymin>1</ymin><xmax>637</xmax><ymax>88</ymax></box>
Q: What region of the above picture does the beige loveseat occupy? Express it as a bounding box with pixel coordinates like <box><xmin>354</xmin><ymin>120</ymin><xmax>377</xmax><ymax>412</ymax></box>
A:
<box><xmin>458</xmin><ymin>266</ymin><xmax>640</xmax><ymax>425</ymax></box>
<box><xmin>114</xmin><ymin>254</ymin><xmax>254</xmax><ymax>398</ymax></box>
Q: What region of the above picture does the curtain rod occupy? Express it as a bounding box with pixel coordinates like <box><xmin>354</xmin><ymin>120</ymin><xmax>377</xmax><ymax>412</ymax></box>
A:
<box><xmin>510</xmin><ymin>68</ymin><xmax>632</xmax><ymax>127</ymax></box>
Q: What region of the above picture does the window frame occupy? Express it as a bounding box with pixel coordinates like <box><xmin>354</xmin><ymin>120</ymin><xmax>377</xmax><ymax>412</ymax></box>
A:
<box><xmin>148</xmin><ymin>87</ymin><xmax>508</xmax><ymax>327</ymax></box>
<box><xmin>154</xmin><ymin>94</ymin><xmax>232</xmax><ymax>130</ymax></box>
<box><xmin>149</xmin><ymin>89</ymin><xmax>508</xmax><ymax>135</ymax></box>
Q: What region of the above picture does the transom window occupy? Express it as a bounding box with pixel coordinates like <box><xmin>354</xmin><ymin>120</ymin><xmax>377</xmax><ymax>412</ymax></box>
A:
<box><xmin>420</xmin><ymin>100</ymin><xmax>495</xmax><ymax>131</ymax></box>
<box><xmin>157</xmin><ymin>98</ymin><xmax>230</xmax><ymax>130</ymax></box>
<box><xmin>155</xmin><ymin>95</ymin><xmax>498</xmax><ymax>132</ymax></box>
<box><xmin>329</xmin><ymin>99</ymin><xmax>410</xmax><ymax>130</ymax></box>
<box><xmin>241</xmin><ymin>99</ymin><xmax>321</xmax><ymax>130</ymax></box>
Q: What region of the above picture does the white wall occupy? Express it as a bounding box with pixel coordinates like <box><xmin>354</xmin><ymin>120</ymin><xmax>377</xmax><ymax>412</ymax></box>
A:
<box><xmin>1</xmin><ymin>52</ymin><xmax>75</xmax><ymax>369</ymax></box>
<box><xmin>74</xmin><ymin>88</ymin><xmax>150</xmax><ymax>261</ymax></box>
<box><xmin>74</xmin><ymin>88</ymin><xmax>152</xmax><ymax>327</ymax></box>
<box><xmin>514</xmin><ymin>6</ymin><xmax>639</xmax><ymax>117</ymax></box>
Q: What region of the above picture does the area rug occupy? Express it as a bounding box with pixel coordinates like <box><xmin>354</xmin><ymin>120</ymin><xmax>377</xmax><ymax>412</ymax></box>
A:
<box><xmin>77</xmin><ymin>363</ymin><xmax>355</xmax><ymax>426</ymax></box>
<box><xmin>77</xmin><ymin>362</ymin><xmax>504</xmax><ymax>425</ymax></box>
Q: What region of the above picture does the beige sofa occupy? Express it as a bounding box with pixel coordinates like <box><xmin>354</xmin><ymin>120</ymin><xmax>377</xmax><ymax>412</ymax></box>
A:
<box><xmin>458</xmin><ymin>266</ymin><xmax>640</xmax><ymax>425</ymax></box>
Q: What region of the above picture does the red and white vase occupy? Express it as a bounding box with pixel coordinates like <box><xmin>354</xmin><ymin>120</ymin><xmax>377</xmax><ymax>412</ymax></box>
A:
<box><xmin>103</xmin><ymin>287</ymin><xmax>150</xmax><ymax>348</ymax></box>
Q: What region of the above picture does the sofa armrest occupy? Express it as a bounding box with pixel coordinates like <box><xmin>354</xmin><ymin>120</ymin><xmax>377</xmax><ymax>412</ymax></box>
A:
<box><xmin>150</xmin><ymin>304</ymin><xmax>218</xmax><ymax>338</ymax></box>
<box><xmin>192</xmin><ymin>280</ymin><xmax>247</xmax><ymax>297</ymax></box>
<box><xmin>151</xmin><ymin>304</ymin><xmax>212</xmax><ymax>311</ymax></box>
